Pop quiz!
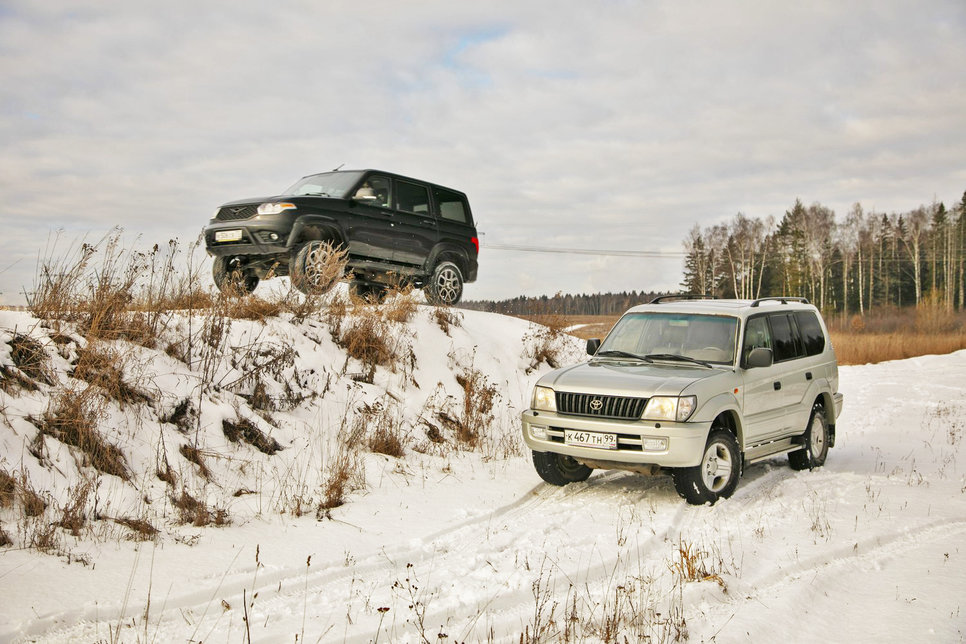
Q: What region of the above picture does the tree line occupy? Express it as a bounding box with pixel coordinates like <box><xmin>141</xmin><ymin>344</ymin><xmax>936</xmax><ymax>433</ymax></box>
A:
<box><xmin>682</xmin><ymin>192</ymin><xmax>966</xmax><ymax>315</ymax></box>
<box><xmin>461</xmin><ymin>290</ymin><xmax>663</xmax><ymax>316</ymax></box>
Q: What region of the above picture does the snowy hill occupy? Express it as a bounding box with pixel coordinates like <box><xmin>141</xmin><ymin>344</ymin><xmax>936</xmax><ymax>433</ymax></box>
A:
<box><xmin>1</xmin><ymin>300</ymin><xmax>964</xmax><ymax>642</ymax></box>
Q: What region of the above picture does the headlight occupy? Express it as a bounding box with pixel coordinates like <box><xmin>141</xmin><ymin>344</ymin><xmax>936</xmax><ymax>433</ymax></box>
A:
<box><xmin>257</xmin><ymin>202</ymin><xmax>297</xmax><ymax>215</ymax></box>
<box><xmin>643</xmin><ymin>395</ymin><xmax>697</xmax><ymax>422</ymax></box>
<box><xmin>532</xmin><ymin>386</ymin><xmax>557</xmax><ymax>412</ymax></box>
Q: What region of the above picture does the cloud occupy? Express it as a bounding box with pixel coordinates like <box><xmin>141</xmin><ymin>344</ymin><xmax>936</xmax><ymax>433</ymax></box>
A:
<box><xmin>1</xmin><ymin>0</ymin><xmax>964</xmax><ymax>304</ymax></box>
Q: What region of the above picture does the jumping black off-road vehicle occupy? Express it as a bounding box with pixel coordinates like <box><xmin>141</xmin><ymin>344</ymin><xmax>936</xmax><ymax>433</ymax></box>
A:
<box><xmin>203</xmin><ymin>169</ymin><xmax>479</xmax><ymax>305</ymax></box>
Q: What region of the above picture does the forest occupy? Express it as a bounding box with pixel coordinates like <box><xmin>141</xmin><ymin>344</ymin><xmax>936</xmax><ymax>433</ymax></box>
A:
<box><xmin>681</xmin><ymin>192</ymin><xmax>966</xmax><ymax>315</ymax></box>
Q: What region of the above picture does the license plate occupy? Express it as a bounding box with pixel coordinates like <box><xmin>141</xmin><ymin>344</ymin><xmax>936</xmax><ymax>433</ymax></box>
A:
<box><xmin>215</xmin><ymin>229</ymin><xmax>243</xmax><ymax>242</ymax></box>
<box><xmin>565</xmin><ymin>430</ymin><xmax>617</xmax><ymax>450</ymax></box>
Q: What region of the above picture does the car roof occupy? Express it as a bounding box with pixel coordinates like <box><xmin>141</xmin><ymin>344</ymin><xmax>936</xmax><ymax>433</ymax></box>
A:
<box><xmin>305</xmin><ymin>169</ymin><xmax>467</xmax><ymax>195</ymax></box>
<box><xmin>624</xmin><ymin>297</ymin><xmax>818</xmax><ymax>318</ymax></box>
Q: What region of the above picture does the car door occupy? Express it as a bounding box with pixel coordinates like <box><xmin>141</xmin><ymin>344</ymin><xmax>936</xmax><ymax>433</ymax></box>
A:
<box><xmin>739</xmin><ymin>315</ymin><xmax>791</xmax><ymax>444</ymax></box>
<box><xmin>345</xmin><ymin>173</ymin><xmax>396</xmax><ymax>262</ymax></box>
<box><xmin>390</xmin><ymin>179</ymin><xmax>438</xmax><ymax>267</ymax></box>
<box><xmin>767</xmin><ymin>313</ymin><xmax>811</xmax><ymax>435</ymax></box>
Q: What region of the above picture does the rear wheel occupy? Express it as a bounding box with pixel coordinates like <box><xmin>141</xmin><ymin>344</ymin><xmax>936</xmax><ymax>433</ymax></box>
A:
<box><xmin>212</xmin><ymin>256</ymin><xmax>258</xmax><ymax>295</ymax></box>
<box><xmin>290</xmin><ymin>240</ymin><xmax>344</xmax><ymax>295</ymax></box>
<box><xmin>424</xmin><ymin>261</ymin><xmax>463</xmax><ymax>306</ymax></box>
<box><xmin>532</xmin><ymin>451</ymin><xmax>593</xmax><ymax>486</ymax></box>
<box><xmin>672</xmin><ymin>428</ymin><xmax>741</xmax><ymax>505</ymax></box>
<box><xmin>789</xmin><ymin>403</ymin><xmax>829</xmax><ymax>471</ymax></box>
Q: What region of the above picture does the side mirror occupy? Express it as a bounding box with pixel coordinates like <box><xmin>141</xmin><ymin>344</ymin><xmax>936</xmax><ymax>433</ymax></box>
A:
<box><xmin>586</xmin><ymin>338</ymin><xmax>601</xmax><ymax>355</ymax></box>
<box><xmin>746</xmin><ymin>347</ymin><xmax>773</xmax><ymax>369</ymax></box>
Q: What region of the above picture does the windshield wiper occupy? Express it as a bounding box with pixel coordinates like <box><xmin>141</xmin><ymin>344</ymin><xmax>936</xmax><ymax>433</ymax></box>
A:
<box><xmin>644</xmin><ymin>353</ymin><xmax>713</xmax><ymax>368</ymax></box>
<box><xmin>299</xmin><ymin>191</ymin><xmax>331</xmax><ymax>197</ymax></box>
<box><xmin>594</xmin><ymin>350</ymin><xmax>653</xmax><ymax>362</ymax></box>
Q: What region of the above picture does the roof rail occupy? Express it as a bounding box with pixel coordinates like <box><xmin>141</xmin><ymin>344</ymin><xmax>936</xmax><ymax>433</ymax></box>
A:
<box><xmin>648</xmin><ymin>294</ymin><xmax>718</xmax><ymax>304</ymax></box>
<box><xmin>750</xmin><ymin>296</ymin><xmax>810</xmax><ymax>307</ymax></box>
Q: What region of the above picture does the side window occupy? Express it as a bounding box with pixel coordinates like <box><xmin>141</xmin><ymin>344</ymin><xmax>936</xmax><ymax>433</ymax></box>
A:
<box><xmin>794</xmin><ymin>311</ymin><xmax>826</xmax><ymax>356</ymax></box>
<box><xmin>396</xmin><ymin>181</ymin><xmax>431</xmax><ymax>215</ymax></box>
<box><xmin>742</xmin><ymin>316</ymin><xmax>772</xmax><ymax>365</ymax></box>
<box><xmin>434</xmin><ymin>187</ymin><xmax>469</xmax><ymax>223</ymax></box>
<box><xmin>769</xmin><ymin>314</ymin><xmax>803</xmax><ymax>362</ymax></box>
<box><xmin>353</xmin><ymin>175</ymin><xmax>391</xmax><ymax>208</ymax></box>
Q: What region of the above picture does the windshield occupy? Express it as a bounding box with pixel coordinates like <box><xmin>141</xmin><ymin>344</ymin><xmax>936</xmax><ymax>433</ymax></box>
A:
<box><xmin>598</xmin><ymin>312</ymin><xmax>738</xmax><ymax>365</ymax></box>
<box><xmin>282</xmin><ymin>171</ymin><xmax>365</xmax><ymax>198</ymax></box>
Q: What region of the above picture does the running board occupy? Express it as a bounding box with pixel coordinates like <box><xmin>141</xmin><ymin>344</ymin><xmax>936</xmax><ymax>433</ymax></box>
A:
<box><xmin>744</xmin><ymin>437</ymin><xmax>801</xmax><ymax>464</ymax></box>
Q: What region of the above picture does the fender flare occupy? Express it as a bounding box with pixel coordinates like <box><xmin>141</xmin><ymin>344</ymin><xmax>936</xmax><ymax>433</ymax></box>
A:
<box><xmin>287</xmin><ymin>216</ymin><xmax>346</xmax><ymax>251</ymax></box>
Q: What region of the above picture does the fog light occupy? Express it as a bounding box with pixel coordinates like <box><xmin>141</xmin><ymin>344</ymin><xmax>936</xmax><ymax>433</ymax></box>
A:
<box><xmin>269</xmin><ymin>232</ymin><xmax>279</xmax><ymax>241</ymax></box>
<box><xmin>642</xmin><ymin>437</ymin><xmax>668</xmax><ymax>451</ymax></box>
<box><xmin>530</xmin><ymin>425</ymin><xmax>548</xmax><ymax>440</ymax></box>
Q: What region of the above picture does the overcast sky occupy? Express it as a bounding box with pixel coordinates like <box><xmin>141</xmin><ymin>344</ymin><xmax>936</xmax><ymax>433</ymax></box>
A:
<box><xmin>1</xmin><ymin>1</ymin><xmax>964</xmax><ymax>305</ymax></box>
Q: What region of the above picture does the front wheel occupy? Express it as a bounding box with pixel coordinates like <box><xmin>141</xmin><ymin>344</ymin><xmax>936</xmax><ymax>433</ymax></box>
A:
<box><xmin>532</xmin><ymin>451</ymin><xmax>593</xmax><ymax>486</ymax></box>
<box><xmin>290</xmin><ymin>240</ymin><xmax>344</xmax><ymax>295</ymax></box>
<box><xmin>789</xmin><ymin>403</ymin><xmax>829</xmax><ymax>471</ymax></box>
<box><xmin>672</xmin><ymin>429</ymin><xmax>741</xmax><ymax>505</ymax></box>
<box><xmin>423</xmin><ymin>261</ymin><xmax>464</xmax><ymax>306</ymax></box>
<box><xmin>212</xmin><ymin>256</ymin><xmax>258</xmax><ymax>295</ymax></box>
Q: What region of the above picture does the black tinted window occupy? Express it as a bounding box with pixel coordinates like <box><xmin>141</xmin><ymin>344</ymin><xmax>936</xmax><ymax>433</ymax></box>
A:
<box><xmin>769</xmin><ymin>314</ymin><xmax>803</xmax><ymax>362</ymax></box>
<box><xmin>396</xmin><ymin>181</ymin><xmax>431</xmax><ymax>214</ymax></box>
<box><xmin>435</xmin><ymin>187</ymin><xmax>469</xmax><ymax>223</ymax></box>
<box><xmin>795</xmin><ymin>311</ymin><xmax>826</xmax><ymax>356</ymax></box>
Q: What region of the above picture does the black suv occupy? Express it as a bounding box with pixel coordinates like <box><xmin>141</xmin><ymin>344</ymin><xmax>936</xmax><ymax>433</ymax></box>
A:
<box><xmin>203</xmin><ymin>169</ymin><xmax>479</xmax><ymax>305</ymax></box>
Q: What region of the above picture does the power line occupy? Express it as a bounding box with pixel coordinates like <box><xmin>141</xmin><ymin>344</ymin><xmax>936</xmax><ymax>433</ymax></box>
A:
<box><xmin>482</xmin><ymin>243</ymin><xmax>685</xmax><ymax>258</ymax></box>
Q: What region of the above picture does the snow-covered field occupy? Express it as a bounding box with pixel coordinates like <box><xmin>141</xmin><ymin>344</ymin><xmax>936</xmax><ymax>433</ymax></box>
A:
<box><xmin>1</xmin><ymin>302</ymin><xmax>964</xmax><ymax>643</ymax></box>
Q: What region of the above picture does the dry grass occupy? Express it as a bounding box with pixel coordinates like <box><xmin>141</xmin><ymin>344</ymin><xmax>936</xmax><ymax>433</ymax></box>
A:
<box><xmin>113</xmin><ymin>516</ymin><xmax>159</xmax><ymax>541</ymax></box>
<box><xmin>7</xmin><ymin>333</ymin><xmax>56</xmax><ymax>388</ymax></box>
<box><xmin>317</xmin><ymin>446</ymin><xmax>361</xmax><ymax>512</ymax></box>
<box><xmin>73</xmin><ymin>344</ymin><xmax>151</xmax><ymax>407</ymax></box>
<box><xmin>35</xmin><ymin>385</ymin><xmax>131</xmax><ymax>481</ymax></box>
<box><xmin>179</xmin><ymin>444</ymin><xmax>212</xmax><ymax>480</ymax></box>
<box><xmin>433</xmin><ymin>306</ymin><xmax>463</xmax><ymax>335</ymax></box>
<box><xmin>355</xmin><ymin>400</ymin><xmax>407</xmax><ymax>458</ymax></box>
<box><xmin>170</xmin><ymin>488</ymin><xmax>229</xmax><ymax>527</ymax></box>
<box><xmin>830</xmin><ymin>331</ymin><xmax>966</xmax><ymax>365</ymax></box>
<box><xmin>0</xmin><ymin>469</ymin><xmax>17</xmax><ymax>509</ymax></box>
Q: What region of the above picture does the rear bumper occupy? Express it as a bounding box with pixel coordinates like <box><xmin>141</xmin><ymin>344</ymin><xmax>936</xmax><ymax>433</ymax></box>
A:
<box><xmin>833</xmin><ymin>392</ymin><xmax>844</xmax><ymax>419</ymax></box>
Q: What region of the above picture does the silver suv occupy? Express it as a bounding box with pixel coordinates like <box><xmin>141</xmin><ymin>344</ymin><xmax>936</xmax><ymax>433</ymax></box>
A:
<box><xmin>521</xmin><ymin>297</ymin><xmax>844</xmax><ymax>504</ymax></box>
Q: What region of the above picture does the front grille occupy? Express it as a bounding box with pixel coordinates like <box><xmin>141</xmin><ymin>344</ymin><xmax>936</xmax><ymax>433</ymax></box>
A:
<box><xmin>216</xmin><ymin>205</ymin><xmax>258</xmax><ymax>221</ymax></box>
<box><xmin>555</xmin><ymin>392</ymin><xmax>647</xmax><ymax>420</ymax></box>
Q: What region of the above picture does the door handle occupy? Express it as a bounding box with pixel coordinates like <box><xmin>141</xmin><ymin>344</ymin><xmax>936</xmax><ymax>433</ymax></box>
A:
<box><xmin>773</xmin><ymin>381</ymin><xmax>782</xmax><ymax>391</ymax></box>
<box><xmin>805</xmin><ymin>372</ymin><xmax>813</xmax><ymax>381</ymax></box>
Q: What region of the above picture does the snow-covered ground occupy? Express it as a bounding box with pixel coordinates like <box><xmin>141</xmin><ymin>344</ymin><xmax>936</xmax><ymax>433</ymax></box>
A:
<box><xmin>1</xmin><ymin>303</ymin><xmax>964</xmax><ymax>643</ymax></box>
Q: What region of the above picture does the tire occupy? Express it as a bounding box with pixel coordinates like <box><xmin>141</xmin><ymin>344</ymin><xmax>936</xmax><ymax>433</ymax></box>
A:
<box><xmin>424</xmin><ymin>261</ymin><xmax>464</xmax><ymax>306</ymax></box>
<box><xmin>349</xmin><ymin>280</ymin><xmax>387</xmax><ymax>303</ymax></box>
<box><xmin>789</xmin><ymin>403</ymin><xmax>829</xmax><ymax>471</ymax></box>
<box><xmin>212</xmin><ymin>256</ymin><xmax>258</xmax><ymax>295</ymax></box>
<box><xmin>672</xmin><ymin>428</ymin><xmax>741</xmax><ymax>505</ymax></box>
<box><xmin>290</xmin><ymin>240</ymin><xmax>342</xmax><ymax>295</ymax></box>
<box><xmin>532</xmin><ymin>451</ymin><xmax>593</xmax><ymax>486</ymax></box>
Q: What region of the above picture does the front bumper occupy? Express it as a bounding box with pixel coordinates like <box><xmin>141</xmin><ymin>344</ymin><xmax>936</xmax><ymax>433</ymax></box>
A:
<box><xmin>521</xmin><ymin>409</ymin><xmax>711</xmax><ymax>468</ymax></box>
<box><xmin>203</xmin><ymin>218</ymin><xmax>293</xmax><ymax>257</ymax></box>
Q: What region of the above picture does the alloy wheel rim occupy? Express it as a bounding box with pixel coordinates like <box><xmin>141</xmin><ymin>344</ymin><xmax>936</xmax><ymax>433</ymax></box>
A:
<box><xmin>701</xmin><ymin>442</ymin><xmax>733</xmax><ymax>493</ymax></box>
<box><xmin>435</xmin><ymin>266</ymin><xmax>460</xmax><ymax>304</ymax></box>
<box><xmin>810</xmin><ymin>415</ymin><xmax>826</xmax><ymax>458</ymax></box>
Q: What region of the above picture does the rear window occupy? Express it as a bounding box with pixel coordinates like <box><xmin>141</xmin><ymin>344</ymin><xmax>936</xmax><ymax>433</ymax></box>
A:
<box><xmin>769</xmin><ymin>314</ymin><xmax>804</xmax><ymax>362</ymax></box>
<box><xmin>434</xmin><ymin>187</ymin><xmax>470</xmax><ymax>223</ymax></box>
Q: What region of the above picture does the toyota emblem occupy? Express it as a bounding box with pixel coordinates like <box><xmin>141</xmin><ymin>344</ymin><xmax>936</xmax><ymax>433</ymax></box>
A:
<box><xmin>589</xmin><ymin>398</ymin><xmax>604</xmax><ymax>412</ymax></box>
